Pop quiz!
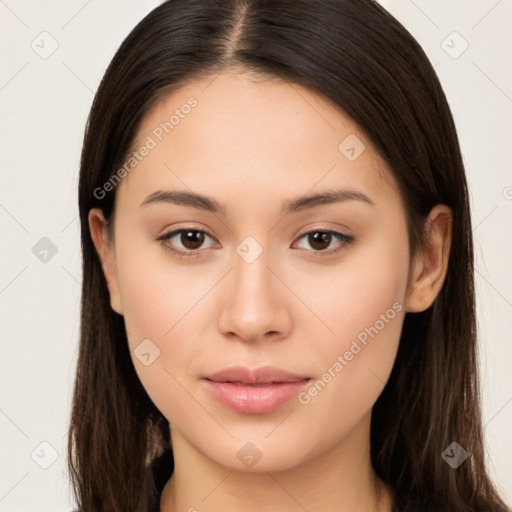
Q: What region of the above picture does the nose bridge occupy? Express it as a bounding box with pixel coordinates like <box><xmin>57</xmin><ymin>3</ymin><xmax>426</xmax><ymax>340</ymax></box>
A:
<box><xmin>217</xmin><ymin>236</ymin><xmax>290</xmax><ymax>342</ymax></box>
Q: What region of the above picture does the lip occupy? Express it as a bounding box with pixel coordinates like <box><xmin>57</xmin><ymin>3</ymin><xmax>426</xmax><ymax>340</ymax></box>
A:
<box><xmin>203</xmin><ymin>365</ymin><xmax>311</xmax><ymax>414</ymax></box>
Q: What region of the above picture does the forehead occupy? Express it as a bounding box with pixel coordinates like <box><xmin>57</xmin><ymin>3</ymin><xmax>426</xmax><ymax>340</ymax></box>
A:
<box><xmin>117</xmin><ymin>69</ymin><xmax>401</xmax><ymax>213</ymax></box>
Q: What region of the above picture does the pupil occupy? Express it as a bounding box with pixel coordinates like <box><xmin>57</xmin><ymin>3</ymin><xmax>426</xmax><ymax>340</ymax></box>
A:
<box><xmin>182</xmin><ymin>230</ymin><xmax>204</xmax><ymax>249</ymax></box>
<box><xmin>310</xmin><ymin>232</ymin><xmax>330</xmax><ymax>250</ymax></box>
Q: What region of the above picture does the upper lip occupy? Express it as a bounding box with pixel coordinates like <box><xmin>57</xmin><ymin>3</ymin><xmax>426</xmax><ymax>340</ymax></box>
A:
<box><xmin>204</xmin><ymin>365</ymin><xmax>311</xmax><ymax>384</ymax></box>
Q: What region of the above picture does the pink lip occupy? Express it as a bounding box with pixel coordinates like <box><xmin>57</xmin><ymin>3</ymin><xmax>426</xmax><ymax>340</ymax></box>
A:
<box><xmin>203</xmin><ymin>365</ymin><xmax>311</xmax><ymax>414</ymax></box>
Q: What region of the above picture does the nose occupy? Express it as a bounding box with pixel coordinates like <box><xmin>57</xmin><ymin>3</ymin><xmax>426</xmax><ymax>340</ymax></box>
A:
<box><xmin>217</xmin><ymin>245</ymin><xmax>292</xmax><ymax>344</ymax></box>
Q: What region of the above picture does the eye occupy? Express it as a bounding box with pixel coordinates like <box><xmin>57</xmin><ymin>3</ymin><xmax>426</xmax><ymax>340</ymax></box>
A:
<box><xmin>293</xmin><ymin>229</ymin><xmax>355</xmax><ymax>256</ymax></box>
<box><xmin>156</xmin><ymin>228</ymin><xmax>218</xmax><ymax>258</ymax></box>
<box><xmin>155</xmin><ymin>227</ymin><xmax>355</xmax><ymax>259</ymax></box>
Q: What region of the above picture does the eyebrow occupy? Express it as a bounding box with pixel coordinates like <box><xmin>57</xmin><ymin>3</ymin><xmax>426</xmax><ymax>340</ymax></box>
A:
<box><xmin>140</xmin><ymin>188</ymin><xmax>376</xmax><ymax>215</ymax></box>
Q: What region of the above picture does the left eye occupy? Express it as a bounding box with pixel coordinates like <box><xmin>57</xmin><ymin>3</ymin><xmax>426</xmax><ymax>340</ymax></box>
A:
<box><xmin>293</xmin><ymin>230</ymin><xmax>354</xmax><ymax>254</ymax></box>
<box><xmin>156</xmin><ymin>228</ymin><xmax>354</xmax><ymax>258</ymax></box>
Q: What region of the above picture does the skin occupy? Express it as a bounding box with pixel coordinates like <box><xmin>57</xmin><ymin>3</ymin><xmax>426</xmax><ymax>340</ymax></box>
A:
<box><xmin>89</xmin><ymin>68</ymin><xmax>452</xmax><ymax>512</ymax></box>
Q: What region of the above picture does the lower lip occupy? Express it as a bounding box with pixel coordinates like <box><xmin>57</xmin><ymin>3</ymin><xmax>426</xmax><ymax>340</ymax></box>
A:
<box><xmin>203</xmin><ymin>379</ymin><xmax>310</xmax><ymax>414</ymax></box>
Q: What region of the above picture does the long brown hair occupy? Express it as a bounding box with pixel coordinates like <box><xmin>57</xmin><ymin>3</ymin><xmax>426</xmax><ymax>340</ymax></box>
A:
<box><xmin>69</xmin><ymin>1</ymin><xmax>510</xmax><ymax>510</ymax></box>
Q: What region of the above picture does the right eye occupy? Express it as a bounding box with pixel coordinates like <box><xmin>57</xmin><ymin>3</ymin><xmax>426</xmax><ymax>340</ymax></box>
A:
<box><xmin>156</xmin><ymin>228</ymin><xmax>218</xmax><ymax>258</ymax></box>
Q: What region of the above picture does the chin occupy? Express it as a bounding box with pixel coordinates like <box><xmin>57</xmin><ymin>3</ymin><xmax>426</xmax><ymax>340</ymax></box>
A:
<box><xmin>202</xmin><ymin>436</ymin><xmax>312</xmax><ymax>473</ymax></box>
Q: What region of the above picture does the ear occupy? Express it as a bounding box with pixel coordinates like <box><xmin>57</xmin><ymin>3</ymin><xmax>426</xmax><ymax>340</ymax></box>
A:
<box><xmin>88</xmin><ymin>208</ymin><xmax>123</xmax><ymax>315</ymax></box>
<box><xmin>406</xmin><ymin>204</ymin><xmax>453</xmax><ymax>313</ymax></box>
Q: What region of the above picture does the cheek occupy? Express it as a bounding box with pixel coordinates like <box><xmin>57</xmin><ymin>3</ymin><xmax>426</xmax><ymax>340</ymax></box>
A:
<box><xmin>114</xmin><ymin>223</ymin><xmax>211</xmax><ymax>343</ymax></box>
<box><xmin>292</xmin><ymin>238</ymin><xmax>408</xmax><ymax>436</ymax></box>
<box><xmin>295</xmin><ymin>230</ymin><xmax>408</xmax><ymax>354</ymax></box>
<box><xmin>111</xmin><ymin>229</ymin><xmax>210</xmax><ymax>410</ymax></box>
<box><xmin>115</xmin><ymin>258</ymin><xmax>208</xmax><ymax>428</ymax></box>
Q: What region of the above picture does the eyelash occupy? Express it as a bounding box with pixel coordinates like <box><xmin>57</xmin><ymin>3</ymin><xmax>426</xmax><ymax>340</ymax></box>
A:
<box><xmin>155</xmin><ymin>227</ymin><xmax>355</xmax><ymax>259</ymax></box>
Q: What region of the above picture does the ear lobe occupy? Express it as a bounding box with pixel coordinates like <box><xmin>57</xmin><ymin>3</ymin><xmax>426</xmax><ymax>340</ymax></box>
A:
<box><xmin>405</xmin><ymin>205</ymin><xmax>453</xmax><ymax>313</ymax></box>
<box><xmin>88</xmin><ymin>208</ymin><xmax>123</xmax><ymax>315</ymax></box>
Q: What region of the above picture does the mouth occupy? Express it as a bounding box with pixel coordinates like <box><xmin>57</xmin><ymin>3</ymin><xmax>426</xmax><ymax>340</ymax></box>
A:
<box><xmin>204</xmin><ymin>365</ymin><xmax>310</xmax><ymax>384</ymax></box>
<box><xmin>211</xmin><ymin>381</ymin><xmax>300</xmax><ymax>386</ymax></box>
<box><xmin>202</xmin><ymin>365</ymin><xmax>311</xmax><ymax>414</ymax></box>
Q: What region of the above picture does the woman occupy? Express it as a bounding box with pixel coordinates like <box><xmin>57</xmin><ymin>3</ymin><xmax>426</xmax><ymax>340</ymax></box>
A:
<box><xmin>68</xmin><ymin>0</ymin><xmax>511</xmax><ymax>511</ymax></box>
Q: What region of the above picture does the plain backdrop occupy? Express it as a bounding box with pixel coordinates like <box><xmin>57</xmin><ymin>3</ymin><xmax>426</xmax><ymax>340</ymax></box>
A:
<box><xmin>0</xmin><ymin>1</ymin><xmax>511</xmax><ymax>510</ymax></box>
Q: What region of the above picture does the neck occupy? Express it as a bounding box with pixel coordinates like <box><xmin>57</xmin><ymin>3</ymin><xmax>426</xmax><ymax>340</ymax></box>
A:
<box><xmin>160</xmin><ymin>411</ymin><xmax>393</xmax><ymax>512</ymax></box>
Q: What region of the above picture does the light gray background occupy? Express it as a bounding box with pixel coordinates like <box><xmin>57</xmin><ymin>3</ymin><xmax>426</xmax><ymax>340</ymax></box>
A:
<box><xmin>0</xmin><ymin>1</ymin><xmax>511</xmax><ymax>510</ymax></box>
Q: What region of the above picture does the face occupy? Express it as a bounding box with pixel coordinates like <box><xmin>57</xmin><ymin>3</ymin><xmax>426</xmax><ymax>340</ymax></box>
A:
<box><xmin>90</xmin><ymin>69</ymin><xmax>420</xmax><ymax>472</ymax></box>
